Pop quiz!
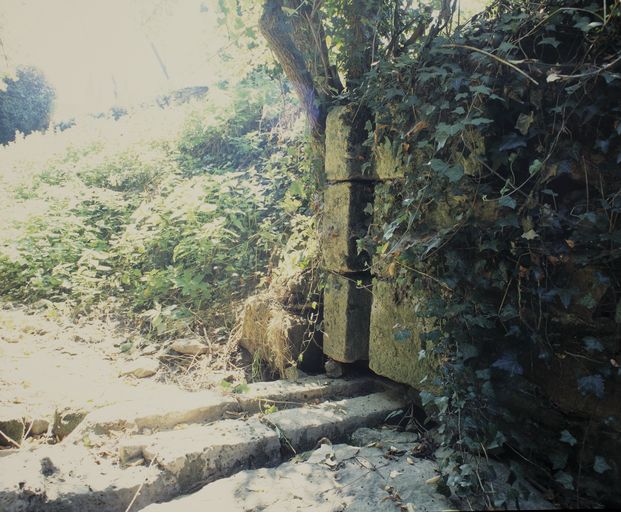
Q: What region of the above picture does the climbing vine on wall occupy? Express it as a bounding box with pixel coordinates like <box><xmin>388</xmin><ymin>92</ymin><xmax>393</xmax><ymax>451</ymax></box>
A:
<box><xmin>357</xmin><ymin>0</ymin><xmax>621</xmax><ymax>507</ymax></box>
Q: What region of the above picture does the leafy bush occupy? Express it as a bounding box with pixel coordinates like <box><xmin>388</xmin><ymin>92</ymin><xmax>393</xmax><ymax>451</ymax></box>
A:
<box><xmin>0</xmin><ymin>66</ymin><xmax>55</xmax><ymax>144</ymax></box>
<box><xmin>0</xmin><ymin>74</ymin><xmax>313</xmax><ymax>337</ymax></box>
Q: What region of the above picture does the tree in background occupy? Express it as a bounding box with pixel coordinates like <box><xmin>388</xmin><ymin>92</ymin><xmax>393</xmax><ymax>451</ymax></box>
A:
<box><xmin>0</xmin><ymin>66</ymin><xmax>55</xmax><ymax>144</ymax></box>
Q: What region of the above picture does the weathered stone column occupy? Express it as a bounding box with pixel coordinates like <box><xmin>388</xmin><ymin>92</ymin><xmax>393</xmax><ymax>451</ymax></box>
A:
<box><xmin>321</xmin><ymin>105</ymin><xmax>374</xmax><ymax>363</ymax></box>
<box><xmin>367</xmin><ymin>140</ymin><xmax>440</xmax><ymax>391</ymax></box>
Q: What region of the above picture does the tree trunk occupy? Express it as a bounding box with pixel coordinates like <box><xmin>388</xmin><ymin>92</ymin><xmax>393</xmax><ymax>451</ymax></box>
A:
<box><xmin>259</xmin><ymin>0</ymin><xmax>326</xmax><ymax>139</ymax></box>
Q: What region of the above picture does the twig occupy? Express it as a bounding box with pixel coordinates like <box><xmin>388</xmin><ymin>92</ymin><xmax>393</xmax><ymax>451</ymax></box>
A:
<box><xmin>124</xmin><ymin>456</ymin><xmax>157</xmax><ymax>512</ymax></box>
<box><xmin>0</xmin><ymin>429</ymin><xmax>21</xmax><ymax>449</ymax></box>
<box><xmin>515</xmin><ymin>7</ymin><xmax>606</xmax><ymax>45</ymax></box>
<box><xmin>441</xmin><ymin>44</ymin><xmax>538</xmax><ymax>85</ymax></box>
<box><xmin>395</xmin><ymin>260</ymin><xmax>454</xmax><ymax>292</ymax></box>
<box><xmin>552</xmin><ymin>53</ymin><xmax>621</xmax><ymax>81</ymax></box>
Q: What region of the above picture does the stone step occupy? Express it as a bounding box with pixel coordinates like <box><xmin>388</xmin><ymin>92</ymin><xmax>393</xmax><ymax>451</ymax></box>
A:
<box><xmin>0</xmin><ymin>387</ymin><xmax>405</xmax><ymax>512</ymax></box>
<box><xmin>68</xmin><ymin>375</ymin><xmax>381</xmax><ymax>442</ymax></box>
<box><xmin>140</xmin><ymin>442</ymin><xmax>451</xmax><ymax>512</ymax></box>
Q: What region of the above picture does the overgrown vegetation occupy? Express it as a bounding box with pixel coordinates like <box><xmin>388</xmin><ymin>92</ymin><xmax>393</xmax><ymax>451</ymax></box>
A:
<box><xmin>236</xmin><ymin>0</ymin><xmax>620</xmax><ymax>507</ymax></box>
<box><xmin>0</xmin><ymin>72</ymin><xmax>315</xmax><ymax>339</ymax></box>
<box><xmin>359</xmin><ymin>0</ymin><xmax>620</xmax><ymax>508</ymax></box>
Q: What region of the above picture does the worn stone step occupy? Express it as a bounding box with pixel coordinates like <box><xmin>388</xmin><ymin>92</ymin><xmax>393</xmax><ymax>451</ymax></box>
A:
<box><xmin>265</xmin><ymin>391</ymin><xmax>406</xmax><ymax>452</ymax></box>
<box><xmin>69</xmin><ymin>375</ymin><xmax>380</xmax><ymax>441</ymax></box>
<box><xmin>140</xmin><ymin>442</ymin><xmax>451</xmax><ymax>512</ymax></box>
<box><xmin>0</xmin><ymin>389</ymin><xmax>405</xmax><ymax>512</ymax></box>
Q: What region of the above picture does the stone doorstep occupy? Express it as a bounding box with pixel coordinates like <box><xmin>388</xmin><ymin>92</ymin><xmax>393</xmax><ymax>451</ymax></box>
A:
<box><xmin>235</xmin><ymin>375</ymin><xmax>381</xmax><ymax>413</ymax></box>
<box><xmin>69</xmin><ymin>375</ymin><xmax>382</xmax><ymax>441</ymax></box>
<box><xmin>266</xmin><ymin>391</ymin><xmax>406</xmax><ymax>452</ymax></box>
<box><xmin>0</xmin><ymin>390</ymin><xmax>406</xmax><ymax>512</ymax></box>
<box><xmin>118</xmin><ymin>391</ymin><xmax>405</xmax><ymax>470</ymax></box>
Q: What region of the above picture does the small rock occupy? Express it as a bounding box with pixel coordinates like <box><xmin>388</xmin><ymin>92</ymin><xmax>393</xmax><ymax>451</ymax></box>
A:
<box><xmin>52</xmin><ymin>409</ymin><xmax>87</xmax><ymax>440</ymax></box>
<box><xmin>40</xmin><ymin>456</ymin><xmax>58</xmax><ymax>477</ymax></box>
<box><xmin>141</xmin><ymin>344</ymin><xmax>159</xmax><ymax>356</ymax></box>
<box><xmin>120</xmin><ymin>357</ymin><xmax>159</xmax><ymax>378</ymax></box>
<box><xmin>28</xmin><ymin>418</ymin><xmax>50</xmax><ymax>436</ymax></box>
<box><xmin>283</xmin><ymin>366</ymin><xmax>309</xmax><ymax>381</ymax></box>
<box><xmin>325</xmin><ymin>359</ymin><xmax>345</xmax><ymax>378</ymax></box>
<box><xmin>170</xmin><ymin>338</ymin><xmax>209</xmax><ymax>356</ymax></box>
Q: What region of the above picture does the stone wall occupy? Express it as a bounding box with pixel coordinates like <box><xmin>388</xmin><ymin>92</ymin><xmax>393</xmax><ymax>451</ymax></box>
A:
<box><xmin>320</xmin><ymin>104</ymin><xmax>620</xmax><ymax>504</ymax></box>
<box><xmin>321</xmin><ymin>104</ymin><xmax>440</xmax><ymax>391</ymax></box>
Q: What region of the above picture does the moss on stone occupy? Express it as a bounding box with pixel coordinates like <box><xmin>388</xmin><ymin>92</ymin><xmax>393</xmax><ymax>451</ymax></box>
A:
<box><xmin>321</xmin><ymin>182</ymin><xmax>374</xmax><ymax>273</ymax></box>
<box><xmin>369</xmin><ymin>279</ymin><xmax>440</xmax><ymax>391</ymax></box>
<box><xmin>325</xmin><ymin>105</ymin><xmax>374</xmax><ymax>182</ymax></box>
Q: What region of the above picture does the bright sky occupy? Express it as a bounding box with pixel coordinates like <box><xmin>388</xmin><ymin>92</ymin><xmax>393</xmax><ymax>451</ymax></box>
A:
<box><xmin>0</xmin><ymin>0</ymin><xmax>227</xmax><ymax>120</ymax></box>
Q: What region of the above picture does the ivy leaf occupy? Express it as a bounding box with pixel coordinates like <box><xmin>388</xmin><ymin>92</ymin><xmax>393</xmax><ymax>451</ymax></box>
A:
<box><xmin>560</xmin><ymin>430</ymin><xmax>577</xmax><ymax>446</ymax></box>
<box><xmin>498</xmin><ymin>195</ymin><xmax>516</xmax><ymax>209</ymax></box>
<box><xmin>460</xmin><ymin>343</ymin><xmax>479</xmax><ymax>361</ymax></box>
<box><xmin>467</xmin><ymin>117</ymin><xmax>493</xmax><ymax>126</ymax></box>
<box><xmin>537</xmin><ymin>37</ymin><xmax>560</xmax><ymax>48</ymax></box>
<box><xmin>577</xmin><ymin>374</ymin><xmax>605</xmax><ymax>399</ymax></box>
<box><xmin>593</xmin><ymin>456</ymin><xmax>612</xmax><ymax>474</ymax></box>
<box><xmin>549</xmin><ymin>451</ymin><xmax>568</xmax><ymax>470</ymax></box>
<box><xmin>470</xmin><ymin>84</ymin><xmax>492</xmax><ymax>95</ymax></box>
<box><xmin>515</xmin><ymin>112</ymin><xmax>534</xmax><ymax>135</ymax></box>
<box><xmin>434</xmin><ymin>122</ymin><xmax>463</xmax><ymax>150</ymax></box>
<box><xmin>420</xmin><ymin>390</ymin><xmax>434</xmax><ymax>406</ymax></box>
<box><xmin>429</xmin><ymin>159</ymin><xmax>463</xmax><ymax>182</ymax></box>
<box><xmin>582</xmin><ymin>336</ymin><xmax>604</xmax><ymax>352</ymax></box>
<box><xmin>393</xmin><ymin>328</ymin><xmax>412</xmax><ymax>342</ymax></box>
<box><xmin>498</xmin><ymin>133</ymin><xmax>527</xmax><ymax>152</ymax></box>
<box><xmin>529</xmin><ymin>159</ymin><xmax>543</xmax><ymax>175</ymax></box>
<box><xmin>554</xmin><ymin>471</ymin><xmax>574</xmax><ymax>490</ymax></box>
<box><xmin>579</xmin><ymin>293</ymin><xmax>597</xmax><ymax>309</ymax></box>
<box><xmin>491</xmin><ymin>353</ymin><xmax>523</xmax><ymax>376</ymax></box>
<box><xmin>497</xmin><ymin>41</ymin><xmax>517</xmax><ymax>53</ymax></box>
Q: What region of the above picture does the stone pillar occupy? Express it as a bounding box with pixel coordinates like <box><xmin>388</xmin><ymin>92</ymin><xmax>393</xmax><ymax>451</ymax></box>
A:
<box><xmin>321</xmin><ymin>105</ymin><xmax>374</xmax><ymax>363</ymax></box>
<box><xmin>367</xmin><ymin>139</ymin><xmax>440</xmax><ymax>391</ymax></box>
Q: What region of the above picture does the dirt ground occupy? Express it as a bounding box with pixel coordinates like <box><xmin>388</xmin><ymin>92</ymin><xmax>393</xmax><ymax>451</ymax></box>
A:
<box><xmin>0</xmin><ymin>304</ymin><xmax>246</xmax><ymax>449</ymax></box>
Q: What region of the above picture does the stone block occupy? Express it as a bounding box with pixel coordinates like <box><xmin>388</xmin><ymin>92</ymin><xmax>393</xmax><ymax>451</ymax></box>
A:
<box><xmin>322</xmin><ymin>182</ymin><xmax>374</xmax><ymax>273</ymax></box>
<box><xmin>374</xmin><ymin>138</ymin><xmax>408</xmax><ymax>180</ymax></box>
<box><xmin>267</xmin><ymin>392</ymin><xmax>405</xmax><ymax>451</ymax></box>
<box><xmin>325</xmin><ymin>105</ymin><xmax>373</xmax><ymax>182</ymax></box>
<box><xmin>369</xmin><ymin>279</ymin><xmax>440</xmax><ymax>390</ymax></box>
<box><xmin>51</xmin><ymin>408</ymin><xmax>87</xmax><ymax>440</ymax></box>
<box><xmin>323</xmin><ymin>273</ymin><xmax>372</xmax><ymax>363</ymax></box>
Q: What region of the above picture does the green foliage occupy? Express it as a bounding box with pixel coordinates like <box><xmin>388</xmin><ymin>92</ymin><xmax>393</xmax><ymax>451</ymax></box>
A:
<box><xmin>0</xmin><ymin>72</ymin><xmax>314</xmax><ymax>337</ymax></box>
<box><xmin>0</xmin><ymin>66</ymin><xmax>55</xmax><ymax>144</ymax></box>
<box><xmin>359</xmin><ymin>0</ymin><xmax>621</xmax><ymax>507</ymax></box>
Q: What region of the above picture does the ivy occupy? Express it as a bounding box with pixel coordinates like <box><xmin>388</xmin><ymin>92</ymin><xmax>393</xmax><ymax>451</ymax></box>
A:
<box><xmin>358</xmin><ymin>0</ymin><xmax>621</xmax><ymax>507</ymax></box>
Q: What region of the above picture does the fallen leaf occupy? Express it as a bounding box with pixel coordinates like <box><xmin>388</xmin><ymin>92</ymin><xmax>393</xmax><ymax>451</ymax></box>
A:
<box><xmin>521</xmin><ymin>229</ymin><xmax>539</xmax><ymax>240</ymax></box>
<box><xmin>547</xmin><ymin>72</ymin><xmax>561</xmax><ymax>82</ymax></box>
<box><xmin>425</xmin><ymin>475</ymin><xmax>441</xmax><ymax>485</ymax></box>
<box><xmin>356</xmin><ymin>457</ymin><xmax>375</xmax><ymax>470</ymax></box>
<box><xmin>406</xmin><ymin>456</ymin><xmax>415</xmax><ymax>465</ymax></box>
<box><xmin>390</xmin><ymin>470</ymin><xmax>402</xmax><ymax>478</ymax></box>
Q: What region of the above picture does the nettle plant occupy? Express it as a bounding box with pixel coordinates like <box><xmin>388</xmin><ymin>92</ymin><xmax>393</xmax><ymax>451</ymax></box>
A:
<box><xmin>357</xmin><ymin>0</ymin><xmax>621</xmax><ymax>507</ymax></box>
